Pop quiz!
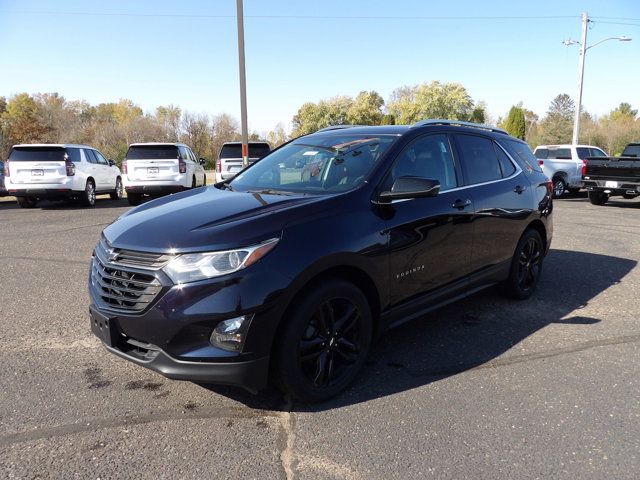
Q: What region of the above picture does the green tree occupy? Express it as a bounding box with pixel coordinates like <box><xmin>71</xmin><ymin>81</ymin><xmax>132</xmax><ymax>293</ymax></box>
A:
<box><xmin>537</xmin><ymin>94</ymin><xmax>575</xmax><ymax>145</ymax></box>
<box><xmin>346</xmin><ymin>91</ymin><xmax>384</xmax><ymax>125</ymax></box>
<box><xmin>156</xmin><ymin>105</ymin><xmax>182</xmax><ymax>141</ymax></box>
<box><xmin>1</xmin><ymin>93</ymin><xmax>50</xmax><ymax>147</ymax></box>
<box><xmin>387</xmin><ymin>81</ymin><xmax>475</xmax><ymax>124</ymax></box>
<box><xmin>503</xmin><ymin>105</ymin><xmax>526</xmax><ymax>139</ymax></box>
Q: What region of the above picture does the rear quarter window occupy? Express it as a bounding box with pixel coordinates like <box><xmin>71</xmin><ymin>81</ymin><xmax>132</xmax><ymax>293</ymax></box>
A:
<box><xmin>66</xmin><ymin>148</ymin><xmax>81</xmax><ymax>163</ymax></box>
<box><xmin>502</xmin><ymin>139</ymin><xmax>543</xmax><ymax>174</ymax></box>
<box><xmin>219</xmin><ymin>144</ymin><xmax>242</xmax><ymax>159</ymax></box>
<box><xmin>249</xmin><ymin>144</ymin><xmax>271</xmax><ymax>159</ymax></box>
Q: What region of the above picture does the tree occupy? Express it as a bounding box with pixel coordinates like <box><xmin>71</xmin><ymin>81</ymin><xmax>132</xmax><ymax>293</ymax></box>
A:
<box><xmin>292</xmin><ymin>96</ymin><xmax>353</xmax><ymax>136</ymax></box>
<box><xmin>536</xmin><ymin>94</ymin><xmax>575</xmax><ymax>145</ymax></box>
<box><xmin>503</xmin><ymin>105</ymin><xmax>526</xmax><ymax>139</ymax></box>
<box><xmin>181</xmin><ymin>112</ymin><xmax>211</xmax><ymax>160</ymax></box>
<box><xmin>156</xmin><ymin>105</ymin><xmax>182</xmax><ymax>141</ymax></box>
<box><xmin>1</xmin><ymin>93</ymin><xmax>50</xmax><ymax>147</ymax></box>
<box><xmin>346</xmin><ymin>91</ymin><xmax>384</xmax><ymax>125</ymax></box>
<box><xmin>610</xmin><ymin>102</ymin><xmax>638</xmax><ymax>121</ymax></box>
<box><xmin>266</xmin><ymin>122</ymin><xmax>289</xmax><ymax>148</ymax></box>
<box><xmin>386</xmin><ymin>81</ymin><xmax>475</xmax><ymax>124</ymax></box>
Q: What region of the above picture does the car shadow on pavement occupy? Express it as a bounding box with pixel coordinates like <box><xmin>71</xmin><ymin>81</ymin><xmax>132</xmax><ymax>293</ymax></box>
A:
<box><xmin>201</xmin><ymin>249</ymin><xmax>636</xmax><ymax>411</ymax></box>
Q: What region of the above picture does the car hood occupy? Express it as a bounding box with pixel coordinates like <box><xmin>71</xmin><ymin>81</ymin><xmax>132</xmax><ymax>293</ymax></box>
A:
<box><xmin>104</xmin><ymin>187</ymin><xmax>323</xmax><ymax>253</ymax></box>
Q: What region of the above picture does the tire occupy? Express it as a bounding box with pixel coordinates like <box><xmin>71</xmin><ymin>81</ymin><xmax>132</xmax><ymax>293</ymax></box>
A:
<box><xmin>588</xmin><ymin>190</ymin><xmax>609</xmax><ymax>206</ymax></box>
<box><xmin>81</xmin><ymin>180</ymin><xmax>96</xmax><ymax>207</ymax></box>
<box><xmin>274</xmin><ymin>278</ymin><xmax>373</xmax><ymax>402</ymax></box>
<box><xmin>110</xmin><ymin>177</ymin><xmax>123</xmax><ymax>200</ymax></box>
<box><xmin>202</xmin><ymin>174</ymin><xmax>207</xmax><ymax>186</ymax></box>
<box><xmin>503</xmin><ymin>229</ymin><xmax>544</xmax><ymax>300</ymax></box>
<box><xmin>192</xmin><ymin>176</ymin><xmax>196</xmax><ymax>189</ymax></box>
<box><xmin>127</xmin><ymin>193</ymin><xmax>142</xmax><ymax>206</ymax></box>
<box><xmin>17</xmin><ymin>196</ymin><xmax>38</xmax><ymax>208</ymax></box>
<box><xmin>552</xmin><ymin>177</ymin><xmax>566</xmax><ymax>198</ymax></box>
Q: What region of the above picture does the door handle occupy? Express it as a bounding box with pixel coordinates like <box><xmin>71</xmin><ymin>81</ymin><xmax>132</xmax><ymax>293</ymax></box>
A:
<box><xmin>513</xmin><ymin>185</ymin><xmax>526</xmax><ymax>194</ymax></box>
<box><xmin>452</xmin><ymin>199</ymin><xmax>472</xmax><ymax>210</ymax></box>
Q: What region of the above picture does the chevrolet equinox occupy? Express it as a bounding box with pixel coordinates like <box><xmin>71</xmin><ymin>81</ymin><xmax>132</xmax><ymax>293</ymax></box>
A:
<box><xmin>89</xmin><ymin>120</ymin><xmax>553</xmax><ymax>402</ymax></box>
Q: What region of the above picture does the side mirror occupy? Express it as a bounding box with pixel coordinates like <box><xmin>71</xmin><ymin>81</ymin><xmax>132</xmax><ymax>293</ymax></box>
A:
<box><xmin>108</xmin><ymin>159</ymin><xmax>115</xmax><ymax>167</ymax></box>
<box><xmin>378</xmin><ymin>176</ymin><xmax>440</xmax><ymax>203</ymax></box>
<box><xmin>199</xmin><ymin>158</ymin><xmax>206</xmax><ymax>166</ymax></box>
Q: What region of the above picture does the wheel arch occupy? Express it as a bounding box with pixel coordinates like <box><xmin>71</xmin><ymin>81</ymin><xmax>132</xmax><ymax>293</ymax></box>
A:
<box><xmin>525</xmin><ymin>219</ymin><xmax>548</xmax><ymax>253</ymax></box>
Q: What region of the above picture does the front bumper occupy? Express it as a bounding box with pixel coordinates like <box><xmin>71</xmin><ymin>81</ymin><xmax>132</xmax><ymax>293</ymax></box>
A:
<box><xmin>88</xmin><ymin>257</ymin><xmax>292</xmax><ymax>392</ymax></box>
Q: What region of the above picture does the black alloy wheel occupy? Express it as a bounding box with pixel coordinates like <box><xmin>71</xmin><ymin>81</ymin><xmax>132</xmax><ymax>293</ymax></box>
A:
<box><xmin>503</xmin><ymin>229</ymin><xmax>544</xmax><ymax>300</ymax></box>
<box><xmin>552</xmin><ymin>177</ymin><xmax>566</xmax><ymax>198</ymax></box>
<box><xmin>110</xmin><ymin>177</ymin><xmax>123</xmax><ymax>200</ymax></box>
<box><xmin>275</xmin><ymin>278</ymin><xmax>372</xmax><ymax>402</ymax></box>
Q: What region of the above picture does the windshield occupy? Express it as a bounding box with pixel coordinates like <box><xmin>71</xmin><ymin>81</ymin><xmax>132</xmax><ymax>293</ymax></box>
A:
<box><xmin>126</xmin><ymin>145</ymin><xmax>179</xmax><ymax>160</ymax></box>
<box><xmin>229</xmin><ymin>134</ymin><xmax>398</xmax><ymax>194</ymax></box>
<box><xmin>9</xmin><ymin>147</ymin><xmax>66</xmax><ymax>162</ymax></box>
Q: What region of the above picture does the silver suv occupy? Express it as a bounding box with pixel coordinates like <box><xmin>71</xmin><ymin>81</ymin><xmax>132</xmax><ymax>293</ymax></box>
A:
<box><xmin>214</xmin><ymin>141</ymin><xmax>271</xmax><ymax>183</ymax></box>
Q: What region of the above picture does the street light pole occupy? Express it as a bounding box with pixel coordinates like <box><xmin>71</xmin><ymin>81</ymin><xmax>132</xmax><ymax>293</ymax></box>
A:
<box><xmin>572</xmin><ymin>12</ymin><xmax>589</xmax><ymax>146</ymax></box>
<box><xmin>236</xmin><ymin>0</ymin><xmax>249</xmax><ymax>167</ymax></box>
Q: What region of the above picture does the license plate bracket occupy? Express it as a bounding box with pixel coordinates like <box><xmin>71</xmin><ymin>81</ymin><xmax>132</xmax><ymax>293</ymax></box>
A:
<box><xmin>605</xmin><ymin>180</ymin><xmax>618</xmax><ymax>188</ymax></box>
<box><xmin>90</xmin><ymin>308</ymin><xmax>117</xmax><ymax>347</ymax></box>
<box><xmin>147</xmin><ymin>167</ymin><xmax>159</xmax><ymax>175</ymax></box>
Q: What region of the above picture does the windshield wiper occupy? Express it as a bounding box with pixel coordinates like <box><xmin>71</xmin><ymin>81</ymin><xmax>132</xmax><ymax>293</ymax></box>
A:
<box><xmin>247</xmin><ymin>189</ymin><xmax>300</xmax><ymax>196</ymax></box>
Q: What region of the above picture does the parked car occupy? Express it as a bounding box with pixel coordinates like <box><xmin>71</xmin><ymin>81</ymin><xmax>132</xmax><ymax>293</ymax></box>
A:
<box><xmin>533</xmin><ymin>144</ymin><xmax>608</xmax><ymax>197</ymax></box>
<box><xmin>3</xmin><ymin>144</ymin><xmax>122</xmax><ymax>208</ymax></box>
<box><xmin>215</xmin><ymin>141</ymin><xmax>271</xmax><ymax>183</ymax></box>
<box><xmin>582</xmin><ymin>142</ymin><xmax>640</xmax><ymax>205</ymax></box>
<box><xmin>89</xmin><ymin>120</ymin><xmax>553</xmax><ymax>402</ymax></box>
<box><xmin>0</xmin><ymin>161</ymin><xmax>7</xmax><ymax>196</ymax></box>
<box><xmin>122</xmin><ymin>143</ymin><xmax>207</xmax><ymax>206</ymax></box>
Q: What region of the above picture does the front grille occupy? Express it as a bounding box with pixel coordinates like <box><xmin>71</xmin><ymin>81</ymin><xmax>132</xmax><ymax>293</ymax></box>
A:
<box><xmin>91</xmin><ymin>238</ymin><xmax>169</xmax><ymax>312</ymax></box>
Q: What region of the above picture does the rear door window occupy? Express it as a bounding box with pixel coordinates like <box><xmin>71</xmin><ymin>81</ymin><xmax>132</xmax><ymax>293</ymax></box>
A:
<box><xmin>8</xmin><ymin>147</ymin><xmax>66</xmax><ymax>162</ymax></box>
<box><xmin>84</xmin><ymin>149</ymin><xmax>97</xmax><ymax>164</ymax></box>
<box><xmin>126</xmin><ymin>145</ymin><xmax>179</xmax><ymax>160</ymax></box>
<box><xmin>456</xmin><ymin>134</ymin><xmax>503</xmax><ymax>185</ymax></box>
<box><xmin>576</xmin><ymin>147</ymin><xmax>591</xmax><ymax>159</ymax></box>
<box><xmin>589</xmin><ymin>148</ymin><xmax>607</xmax><ymax>157</ymax></box>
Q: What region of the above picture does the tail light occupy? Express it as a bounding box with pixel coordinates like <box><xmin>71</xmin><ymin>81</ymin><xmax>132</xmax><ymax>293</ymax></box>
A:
<box><xmin>581</xmin><ymin>159</ymin><xmax>587</xmax><ymax>176</ymax></box>
<box><xmin>4</xmin><ymin>160</ymin><xmax>9</xmax><ymax>177</ymax></box>
<box><xmin>538</xmin><ymin>160</ymin><xmax>544</xmax><ymax>166</ymax></box>
<box><xmin>216</xmin><ymin>159</ymin><xmax>221</xmax><ymax>173</ymax></box>
<box><xmin>546</xmin><ymin>178</ymin><xmax>553</xmax><ymax>196</ymax></box>
<box><xmin>122</xmin><ymin>160</ymin><xmax>127</xmax><ymax>174</ymax></box>
<box><xmin>65</xmin><ymin>160</ymin><xmax>75</xmax><ymax>176</ymax></box>
<box><xmin>179</xmin><ymin>158</ymin><xmax>186</xmax><ymax>174</ymax></box>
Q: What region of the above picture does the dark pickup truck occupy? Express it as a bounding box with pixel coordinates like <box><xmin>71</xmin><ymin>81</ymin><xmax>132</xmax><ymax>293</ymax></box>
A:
<box><xmin>582</xmin><ymin>143</ymin><xmax>640</xmax><ymax>205</ymax></box>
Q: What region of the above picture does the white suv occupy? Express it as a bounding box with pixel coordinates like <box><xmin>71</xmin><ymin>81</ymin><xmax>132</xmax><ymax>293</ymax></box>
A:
<box><xmin>3</xmin><ymin>144</ymin><xmax>123</xmax><ymax>208</ymax></box>
<box><xmin>215</xmin><ymin>141</ymin><xmax>271</xmax><ymax>183</ymax></box>
<box><xmin>533</xmin><ymin>144</ymin><xmax>608</xmax><ymax>197</ymax></box>
<box><xmin>122</xmin><ymin>143</ymin><xmax>206</xmax><ymax>205</ymax></box>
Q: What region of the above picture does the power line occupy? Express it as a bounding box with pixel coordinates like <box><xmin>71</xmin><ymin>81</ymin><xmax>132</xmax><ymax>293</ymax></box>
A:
<box><xmin>591</xmin><ymin>16</ymin><xmax>640</xmax><ymax>22</ymax></box>
<box><xmin>591</xmin><ymin>20</ymin><xmax>640</xmax><ymax>27</ymax></box>
<box><xmin>0</xmin><ymin>9</ymin><xmax>579</xmax><ymax>21</ymax></box>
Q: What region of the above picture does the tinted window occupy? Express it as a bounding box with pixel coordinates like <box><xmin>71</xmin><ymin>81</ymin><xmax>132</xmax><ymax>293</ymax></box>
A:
<box><xmin>220</xmin><ymin>144</ymin><xmax>242</xmax><ymax>159</ymax></box>
<box><xmin>494</xmin><ymin>143</ymin><xmax>516</xmax><ymax>177</ymax></box>
<box><xmin>589</xmin><ymin>148</ymin><xmax>607</xmax><ymax>157</ymax></box>
<box><xmin>126</xmin><ymin>145</ymin><xmax>179</xmax><ymax>160</ymax></box>
<box><xmin>94</xmin><ymin>150</ymin><xmax>108</xmax><ymax>165</ymax></box>
<box><xmin>67</xmin><ymin>148</ymin><xmax>81</xmax><ymax>163</ymax></box>
<box><xmin>549</xmin><ymin>148</ymin><xmax>571</xmax><ymax>159</ymax></box>
<box><xmin>178</xmin><ymin>146</ymin><xmax>190</xmax><ymax>161</ymax></box>
<box><xmin>84</xmin><ymin>149</ymin><xmax>97</xmax><ymax>164</ymax></box>
<box><xmin>534</xmin><ymin>148</ymin><xmax>548</xmax><ymax>159</ymax></box>
<box><xmin>456</xmin><ymin>134</ymin><xmax>502</xmax><ymax>184</ymax></box>
<box><xmin>503</xmin><ymin>140</ymin><xmax>543</xmax><ymax>174</ymax></box>
<box><xmin>622</xmin><ymin>144</ymin><xmax>640</xmax><ymax>157</ymax></box>
<box><xmin>576</xmin><ymin>148</ymin><xmax>591</xmax><ymax>159</ymax></box>
<box><xmin>390</xmin><ymin>134</ymin><xmax>458</xmax><ymax>191</ymax></box>
<box><xmin>230</xmin><ymin>134</ymin><xmax>397</xmax><ymax>194</ymax></box>
<box><xmin>250</xmin><ymin>144</ymin><xmax>271</xmax><ymax>159</ymax></box>
<box><xmin>8</xmin><ymin>147</ymin><xmax>66</xmax><ymax>162</ymax></box>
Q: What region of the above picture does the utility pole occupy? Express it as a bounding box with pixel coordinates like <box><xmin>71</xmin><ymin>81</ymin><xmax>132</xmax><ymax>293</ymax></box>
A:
<box><xmin>572</xmin><ymin>12</ymin><xmax>589</xmax><ymax>146</ymax></box>
<box><xmin>236</xmin><ymin>0</ymin><xmax>249</xmax><ymax>167</ymax></box>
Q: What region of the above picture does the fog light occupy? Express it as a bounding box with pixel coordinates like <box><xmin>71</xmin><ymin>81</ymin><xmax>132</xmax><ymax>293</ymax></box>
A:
<box><xmin>210</xmin><ymin>315</ymin><xmax>252</xmax><ymax>352</ymax></box>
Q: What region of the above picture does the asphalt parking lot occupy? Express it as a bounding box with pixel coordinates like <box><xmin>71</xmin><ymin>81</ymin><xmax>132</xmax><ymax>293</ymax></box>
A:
<box><xmin>0</xmin><ymin>193</ymin><xmax>639</xmax><ymax>479</ymax></box>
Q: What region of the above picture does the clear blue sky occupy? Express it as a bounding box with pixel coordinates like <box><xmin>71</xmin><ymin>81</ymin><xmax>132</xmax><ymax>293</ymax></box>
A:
<box><xmin>1</xmin><ymin>0</ymin><xmax>639</xmax><ymax>134</ymax></box>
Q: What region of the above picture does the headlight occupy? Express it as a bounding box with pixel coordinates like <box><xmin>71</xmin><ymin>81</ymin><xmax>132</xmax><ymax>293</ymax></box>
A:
<box><xmin>163</xmin><ymin>238</ymin><xmax>279</xmax><ymax>284</ymax></box>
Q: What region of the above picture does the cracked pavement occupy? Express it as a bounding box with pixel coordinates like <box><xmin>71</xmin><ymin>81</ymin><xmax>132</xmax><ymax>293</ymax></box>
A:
<box><xmin>0</xmin><ymin>193</ymin><xmax>639</xmax><ymax>479</ymax></box>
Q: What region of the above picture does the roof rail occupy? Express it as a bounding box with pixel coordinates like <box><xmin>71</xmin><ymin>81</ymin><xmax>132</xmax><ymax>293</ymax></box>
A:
<box><xmin>412</xmin><ymin>119</ymin><xmax>508</xmax><ymax>135</ymax></box>
<box><xmin>315</xmin><ymin>125</ymin><xmax>363</xmax><ymax>133</ymax></box>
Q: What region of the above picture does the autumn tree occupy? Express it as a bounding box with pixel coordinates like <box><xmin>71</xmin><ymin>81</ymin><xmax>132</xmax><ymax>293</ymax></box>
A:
<box><xmin>1</xmin><ymin>93</ymin><xmax>50</xmax><ymax>148</ymax></box>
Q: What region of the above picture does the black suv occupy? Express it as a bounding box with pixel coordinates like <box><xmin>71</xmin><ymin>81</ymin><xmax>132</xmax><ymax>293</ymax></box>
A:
<box><xmin>89</xmin><ymin>120</ymin><xmax>553</xmax><ymax>402</ymax></box>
